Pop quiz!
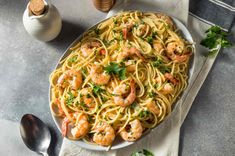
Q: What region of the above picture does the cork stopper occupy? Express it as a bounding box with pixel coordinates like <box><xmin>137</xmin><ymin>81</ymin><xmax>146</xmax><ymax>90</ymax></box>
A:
<box><xmin>28</xmin><ymin>0</ymin><xmax>45</xmax><ymax>16</ymax></box>
<box><xmin>92</xmin><ymin>0</ymin><xmax>115</xmax><ymax>12</ymax></box>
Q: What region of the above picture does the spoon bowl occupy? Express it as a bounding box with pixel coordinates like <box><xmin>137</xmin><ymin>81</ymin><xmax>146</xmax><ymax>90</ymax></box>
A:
<box><xmin>20</xmin><ymin>114</ymin><xmax>51</xmax><ymax>156</ymax></box>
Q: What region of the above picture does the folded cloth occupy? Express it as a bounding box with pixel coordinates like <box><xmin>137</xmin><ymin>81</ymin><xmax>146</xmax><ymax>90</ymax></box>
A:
<box><xmin>59</xmin><ymin>0</ymin><xmax>234</xmax><ymax>156</ymax></box>
<box><xmin>189</xmin><ymin>0</ymin><xmax>235</xmax><ymax>30</ymax></box>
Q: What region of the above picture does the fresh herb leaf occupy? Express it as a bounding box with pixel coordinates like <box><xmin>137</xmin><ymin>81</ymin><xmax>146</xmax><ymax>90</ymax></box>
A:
<box><xmin>153</xmin><ymin>58</ymin><xmax>162</xmax><ymax>67</ymax></box>
<box><xmin>131</xmin><ymin>149</ymin><xmax>154</xmax><ymax>156</ymax></box>
<box><xmin>143</xmin><ymin>149</ymin><xmax>154</xmax><ymax>156</ymax></box>
<box><xmin>139</xmin><ymin>110</ymin><xmax>150</xmax><ymax>118</ymax></box>
<box><xmin>130</xmin><ymin>102</ymin><xmax>137</xmax><ymax>109</ymax></box>
<box><xmin>92</xmin><ymin>85</ymin><xmax>104</xmax><ymax>96</ymax></box>
<box><xmin>80</xmin><ymin>101</ymin><xmax>88</xmax><ymax>110</ymax></box>
<box><xmin>66</xmin><ymin>92</ymin><xmax>75</xmax><ymax>106</ymax></box>
<box><xmin>159</xmin><ymin>66</ymin><xmax>171</xmax><ymax>73</ymax></box>
<box><xmin>200</xmin><ymin>25</ymin><xmax>232</xmax><ymax>56</ymax></box>
<box><xmin>81</xmin><ymin>68</ymin><xmax>87</xmax><ymax>75</ymax></box>
<box><xmin>87</xmin><ymin>115</ymin><xmax>93</xmax><ymax>123</ymax></box>
<box><xmin>153</xmin><ymin>59</ymin><xmax>171</xmax><ymax>73</ymax></box>
<box><xmin>68</xmin><ymin>57</ymin><xmax>77</xmax><ymax>63</ymax></box>
<box><xmin>113</xmin><ymin>18</ymin><xmax>118</xmax><ymax>25</ymax></box>
<box><xmin>147</xmin><ymin>36</ymin><xmax>153</xmax><ymax>45</ymax></box>
<box><xmin>104</xmin><ymin>62</ymin><xmax>126</xmax><ymax>80</ymax></box>
<box><xmin>119</xmin><ymin>32</ymin><xmax>123</xmax><ymax>41</ymax></box>
<box><xmin>152</xmin><ymin>31</ymin><xmax>158</xmax><ymax>36</ymax></box>
<box><xmin>94</xmin><ymin>28</ymin><xmax>100</xmax><ymax>35</ymax></box>
<box><xmin>148</xmin><ymin>92</ymin><xmax>156</xmax><ymax>98</ymax></box>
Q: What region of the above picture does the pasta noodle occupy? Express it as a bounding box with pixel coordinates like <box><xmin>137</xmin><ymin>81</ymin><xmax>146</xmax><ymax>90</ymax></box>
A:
<box><xmin>49</xmin><ymin>11</ymin><xmax>193</xmax><ymax>147</ymax></box>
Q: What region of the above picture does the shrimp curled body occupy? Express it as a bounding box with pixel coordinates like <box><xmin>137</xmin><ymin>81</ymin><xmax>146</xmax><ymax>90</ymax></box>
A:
<box><xmin>81</xmin><ymin>40</ymin><xmax>101</xmax><ymax>57</ymax></box>
<box><xmin>93</xmin><ymin>122</ymin><xmax>115</xmax><ymax>146</ymax></box>
<box><xmin>113</xmin><ymin>79</ymin><xmax>136</xmax><ymax>107</ymax></box>
<box><xmin>71</xmin><ymin>113</ymin><xmax>89</xmax><ymax>139</ymax></box>
<box><xmin>120</xmin><ymin>119</ymin><xmax>143</xmax><ymax>141</ymax></box>
<box><xmin>57</xmin><ymin>70</ymin><xmax>82</xmax><ymax>90</ymax></box>
<box><xmin>146</xmin><ymin>99</ymin><xmax>160</xmax><ymax>115</ymax></box>
<box><xmin>117</xmin><ymin>47</ymin><xmax>145</xmax><ymax>62</ymax></box>
<box><xmin>90</xmin><ymin>65</ymin><xmax>111</xmax><ymax>85</ymax></box>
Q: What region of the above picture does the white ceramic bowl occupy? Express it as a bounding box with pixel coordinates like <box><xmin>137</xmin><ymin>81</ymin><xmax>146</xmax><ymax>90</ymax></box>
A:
<box><xmin>49</xmin><ymin>12</ymin><xmax>195</xmax><ymax>151</ymax></box>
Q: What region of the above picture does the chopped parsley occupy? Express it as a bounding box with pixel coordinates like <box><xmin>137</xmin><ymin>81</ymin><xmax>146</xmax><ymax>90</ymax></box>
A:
<box><xmin>65</xmin><ymin>92</ymin><xmax>75</xmax><ymax>106</ymax></box>
<box><xmin>68</xmin><ymin>56</ymin><xmax>77</xmax><ymax>63</ymax></box>
<box><xmin>147</xmin><ymin>36</ymin><xmax>153</xmax><ymax>45</ymax></box>
<box><xmin>80</xmin><ymin>101</ymin><xmax>88</xmax><ymax>110</ymax></box>
<box><xmin>131</xmin><ymin>149</ymin><xmax>154</xmax><ymax>156</ymax></box>
<box><xmin>139</xmin><ymin>110</ymin><xmax>150</xmax><ymax>118</ymax></box>
<box><xmin>153</xmin><ymin>58</ymin><xmax>171</xmax><ymax>73</ymax></box>
<box><xmin>200</xmin><ymin>25</ymin><xmax>232</xmax><ymax>56</ymax></box>
<box><xmin>119</xmin><ymin>32</ymin><xmax>123</xmax><ymax>41</ymax></box>
<box><xmin>94</xmin><ymin>28</ymin><xmax>100</xmax><ymax>35</ymax></box>
<box><xmin>148</xmin><ymin>92</ymin><xmax>156</xmax><ymax>98</ymax></box>
<box><xmin>104</xmin><ymin>62</ymin><xmax>126</xmax><ymax>80</ymax></box>
<box><xmin>92</xmin><ymin>85</ymin><xmax>104</xmax><ymax>96</ymax></box>
<box><xmin>81</xmin><ymin>68</ymin><xmax>87</xmax><ymax>75</ymax></box>
<box><xmin>113</xmin><ymin>18</ymin><xmax>118</xmax><ymax>25</ymax></box>
<box><xmin>130</xmin><ymin>102</ymin><xmax>138</xmax><ymax>109</ymax></box>
<box><xmin>146</xmin><ymin>32</ymin><xmax>157</xmax><ymax>45</ymax></box>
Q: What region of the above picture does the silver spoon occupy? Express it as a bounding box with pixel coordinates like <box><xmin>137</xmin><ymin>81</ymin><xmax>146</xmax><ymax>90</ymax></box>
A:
<box><xmin>20</xmin><ymin>114</ymin><xmax>51</xmax><ymax>156</ymax></box>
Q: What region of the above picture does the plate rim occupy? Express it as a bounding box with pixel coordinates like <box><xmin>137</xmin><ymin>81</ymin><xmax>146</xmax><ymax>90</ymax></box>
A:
<box><xmin>48</xmin><ymin>11</ymin><xmax>196</xmax><ymax>151</ymax></box>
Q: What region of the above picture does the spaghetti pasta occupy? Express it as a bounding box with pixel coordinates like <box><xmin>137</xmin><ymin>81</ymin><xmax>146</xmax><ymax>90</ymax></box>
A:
<box><xmin>49</xmin><ymin>11</ymin><xmax>193</xmax><ymax>147</ymax></box>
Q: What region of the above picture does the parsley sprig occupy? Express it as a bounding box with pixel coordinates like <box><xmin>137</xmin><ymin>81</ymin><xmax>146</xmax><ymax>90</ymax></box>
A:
<box><xmin>200</xmin><ymin>26</ymin><xmax>232</xmax><ymax>56</ymax></box>
<box><xmin>104</xmin><ymin>62</ymin><xmax>126</xmax><ymax>80</ymax></box>
<box><xmin>131</xmin><ymin>149</ymin><xmax>154</xmax><ymax>156</ymax></box>
<box><xmin>65</xmin><ymin>92</ymin><xmax>75</xmax><ymax>106</ymax></box>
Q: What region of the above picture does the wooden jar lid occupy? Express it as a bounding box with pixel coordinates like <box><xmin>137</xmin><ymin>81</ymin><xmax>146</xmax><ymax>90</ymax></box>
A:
<box><xmin>92</xmin><ymin>0</ymin><xmax>115</xmax><ymax>12</ymax></box>
<box><xmin>29</xmin><ymin>0</ymin><xmax>45</xmax><ymax>16</ymax></box>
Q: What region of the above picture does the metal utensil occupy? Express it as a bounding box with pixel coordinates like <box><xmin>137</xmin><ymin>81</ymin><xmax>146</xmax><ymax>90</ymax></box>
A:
<box><xmin>20</xmin><ymin>114</ymin><xmax>51</xmax><ymax>156</ymax></box>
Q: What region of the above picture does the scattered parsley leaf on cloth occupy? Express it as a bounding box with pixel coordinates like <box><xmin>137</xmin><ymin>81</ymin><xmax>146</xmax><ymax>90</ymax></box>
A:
<box><xmin>200</xmin><ymin>25</ymin><xmax>232</xmax><ymax>56</ymax></box>
<box><xmin>131</xmin><ymin>149</ymin><xmax>154</xmax><ymax>156</ymax></box>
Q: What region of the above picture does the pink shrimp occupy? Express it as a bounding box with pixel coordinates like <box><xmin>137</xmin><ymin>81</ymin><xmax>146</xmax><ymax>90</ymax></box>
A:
<box><xmin>117</xmin><ymin>47</ymin><xmax>145</xmax><ymax>62</ymax></box>
<box><xmin>113</xmin><ymin>79</ymin><xmax>136</xmax><ymax>107</ymax></box>
<box><xmin>57</xmin><ymin>70</ymin><xmax>82</xmax><ymax>90</ymax></box>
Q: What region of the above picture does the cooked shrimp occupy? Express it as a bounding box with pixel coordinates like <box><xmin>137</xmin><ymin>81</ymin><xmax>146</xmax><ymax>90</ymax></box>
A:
<box><xmin>161</xmin><ymin>83</ymin><xmax>174</xmax><ymax>94</ymax></box>
<box><xmin>166</xmin><ymin>41</ymin><xmax>184</xmax><ymax>54</ymax></box>
<box><xmin>122</xmin><ymin>22</ymin><xmax>134</xmax><ymax>39</ymax></box>
<box><xmin>71</xmin><ymin>113</ymin><xmax>89</xmax><ymax>139</ymax></box>
<box><xmin>90</xmin><ymin>64</ymin><xmax>110</xmax><ymax>85</ymax></box>
<box><xmin>120</xmin><ymin>119</ymin><xmax>143</xmax><ymax>141</ymax></box>
<box><xmin>80</xmin><ymin>88</ymin><xmax>95</xmax><ymax>108</ymax></box>
<box><xmin>164</xmin><ymin>73</ymin><xmax>179</xmax><ymax>85</ymax></box>
<box><xmin>117</xmin><ymin>47</ymin><xmax>145</xmax><ymax>62</ymax></box>
<box><xmin>155</xmin><ymin>13</ymin><xmax>175</xmax><ymax>29</ymax></box>
<box><xmin>172</xmin><ymin>53</ymin><xmax>191</xmax><ymax>63</ymax></box>
<box><xmin>153</xmin><ymin>40</ymin><xmax>164</xmax><ymax>52</ymax></box>
<box><xmin>58</xmin><ymin>70</ymin><xmax>82</xmax><ymax>90</ymax></box>
<box><xmin>145</xmin><ymin>99</ymin><xmax>160</xmax><ymax>115</ymax></box>
<box><xmin>136</xmin><ymin>24</ymin><xmax>148</xmax><ymax>36</ymax></box>
<box><xmin>113</xmin><ymin>79</ymin><xmax>136</xmax><ymax>107</ymax></box>
<box><xmin>166</xmin><ymin>41</ymin><xmax>191</xmax><ymax>62</ymax></box>
<box><xmin>81</xmin><ymin>40</ymin><xmax>101</xmax><ymax>57</ymax></box>
<box><xmin>93</xmin><ymin>122</ymin><xmax>115</xmax><ymax>146</ymax></box>
<box><xmin>61</xmin><ymin>117</ymin><xmax>70</xmax><ymax>137</ymax></box>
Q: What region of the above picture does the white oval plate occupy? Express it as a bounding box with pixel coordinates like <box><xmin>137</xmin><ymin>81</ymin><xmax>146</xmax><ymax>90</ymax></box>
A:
<box><xmin>49</xmin><ymin>12</ymin><xmax>195</xmax><ymax>151</ymax></box>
